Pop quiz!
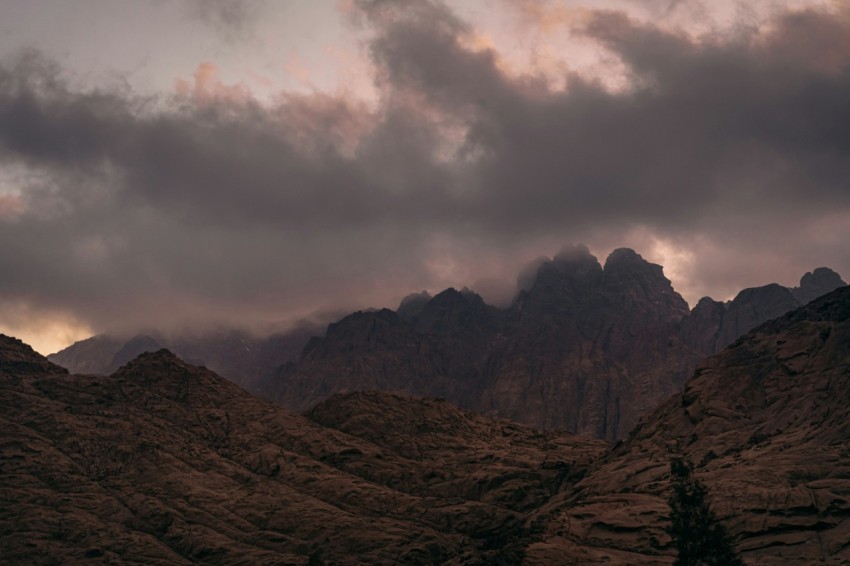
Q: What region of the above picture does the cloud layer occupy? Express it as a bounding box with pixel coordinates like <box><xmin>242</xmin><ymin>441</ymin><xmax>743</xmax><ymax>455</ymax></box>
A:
<box><xmin>1</xmin><ymin>0</ymin><xmax>849</xmax><ymax>352</ymax></box>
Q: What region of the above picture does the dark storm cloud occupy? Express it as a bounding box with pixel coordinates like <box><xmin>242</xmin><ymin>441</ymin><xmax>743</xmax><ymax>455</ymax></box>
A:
<box><xmin>1</xmin><ymin>1</ymin><xmax>849</xmax><ymax>339</ymax></box>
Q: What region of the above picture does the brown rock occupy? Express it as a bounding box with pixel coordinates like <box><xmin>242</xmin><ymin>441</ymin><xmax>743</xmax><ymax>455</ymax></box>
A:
<box><xmin>527</xmin><ymin>286</ymin><xmax>850</xmax><ymax>564</ymax></box>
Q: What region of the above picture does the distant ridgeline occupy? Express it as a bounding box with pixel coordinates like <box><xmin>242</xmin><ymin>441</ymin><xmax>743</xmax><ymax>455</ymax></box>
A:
<box><xmin>50</xmin><ymin>244</ymin><xmax>846</xmax><ymax>441</ymax></box>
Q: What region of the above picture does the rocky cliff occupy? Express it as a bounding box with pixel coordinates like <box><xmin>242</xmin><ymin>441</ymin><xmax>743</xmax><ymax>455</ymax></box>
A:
<box><xmin>526</xmin><ymin>285</ymin><xmax>850</xmax><ymax>564</ymax></box>
<box><xmin>267</xmin><ymin>246</ymin><xmax>844</xmax><ymax>440</ymax></box>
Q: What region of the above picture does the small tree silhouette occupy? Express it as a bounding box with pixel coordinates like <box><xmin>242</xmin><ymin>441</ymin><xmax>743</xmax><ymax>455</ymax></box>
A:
<box><xmin>667</xmin><ymin>457</ymin><xmax>744</xmax><ymax>566</ymax></box>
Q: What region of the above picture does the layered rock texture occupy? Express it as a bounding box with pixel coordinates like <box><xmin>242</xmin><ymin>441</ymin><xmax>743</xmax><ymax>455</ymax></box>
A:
<box><xmin>0</xmin><ymin>337</ymin><xmax>604</xmax><ymax>564</ymax></box>
<box><xmin>527</xmin><ymin>285</ymin><xmax>850</xmax><ymax>564</ymax></box>
<box><xmin>265</xmin><ymin>246</ymin><xmax>845</xmax><ymax>440</ymax></box>
<box><xmin>4</xmin><ymin>285</ymin><xmax>850</xmax><ymax>564</ymax></box>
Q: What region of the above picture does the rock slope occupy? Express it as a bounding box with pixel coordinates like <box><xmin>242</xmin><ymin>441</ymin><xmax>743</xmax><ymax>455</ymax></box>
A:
<box><xmin>526</xmin><ymin>285</ymin><xmax>850</xmax><ymax>564</ymax></box>
<box><xmin>0</xmin><ymin>336</ymin><xmax>605</xmax><ymax>564</ymax></box>
<box><xmin>3</xmin><ymin>286</ymin><xmax>850</xmax><ymax>564</ymax></box>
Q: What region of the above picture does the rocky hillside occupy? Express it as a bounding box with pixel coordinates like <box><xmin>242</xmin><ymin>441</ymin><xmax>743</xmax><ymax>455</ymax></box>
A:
<box><xmin>526</xmin><ymin>285</ymin><xmax>850</xmax><ymax>564</ymax></box>
<box><xmin>0</xmin><ymin>335</ymin><xmax>604</xmax><ymax>564</ymax></box>
<box><xmin>3</xmin><ymin>285</ymin><xmax>850</xmax><ymax>564</ymax></box>
<box><xmin>266</xmin><ymin>245</ymin><xmax>845</xmax><ymax>440</ymax></box>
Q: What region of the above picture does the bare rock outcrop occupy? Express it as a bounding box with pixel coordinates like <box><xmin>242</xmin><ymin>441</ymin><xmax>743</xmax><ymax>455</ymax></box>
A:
<box><xmin>526</xmin><ymin>285</ymin><xmax>850</xmax><ymax>564</ymax></box>
<box><xmin>1</xmin><ymin>338</ymin><xmax>605</xmax><ymax>564</ymax></box>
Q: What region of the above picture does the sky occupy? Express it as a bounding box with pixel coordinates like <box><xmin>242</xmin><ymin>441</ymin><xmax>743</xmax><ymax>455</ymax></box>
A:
<box><xmin>0</xmin><ymin>0</ymin><xmax>848</xmax><ymax>355</ymax></box>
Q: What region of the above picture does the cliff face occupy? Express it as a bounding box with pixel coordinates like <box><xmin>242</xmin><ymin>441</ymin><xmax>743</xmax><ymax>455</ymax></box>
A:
<box><xmin>268</xmin><ymin>248</ymin><xmax>844</xmax><ymax>441</ymax></box>
<box><xmin>1</xmin><ymin>336</ymin><xmax>605</xmax><ymax>564</ymax></box>
<box><xmin>526</xmin><ymin>285</ymin><xmax>850</xmax><ymax>564</ymax></box>
<box><xmin>269</xmin><ymin>246</ymin><xmax>697</xmax><ymax>440</ymax></box>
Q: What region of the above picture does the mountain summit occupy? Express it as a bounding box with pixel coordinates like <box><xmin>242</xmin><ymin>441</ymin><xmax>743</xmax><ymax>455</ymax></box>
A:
<box><xmin>264</xmin><ymin>246</ymin><xmax>845</xmax><ymax>440</ymax></box>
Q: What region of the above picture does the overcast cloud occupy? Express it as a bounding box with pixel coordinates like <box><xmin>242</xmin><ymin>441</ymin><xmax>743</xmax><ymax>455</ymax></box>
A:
<box><xmin>0</xmin><ymin>0</ymin><xmax>848</xmax><ymax>353</ymax></box>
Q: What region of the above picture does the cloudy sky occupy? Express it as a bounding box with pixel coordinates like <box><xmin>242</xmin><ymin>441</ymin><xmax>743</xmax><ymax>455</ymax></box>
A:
<box><xmin>0</xmin><ymin>0</ymin><xmax>848</xmax><ymax>354</ymax></box>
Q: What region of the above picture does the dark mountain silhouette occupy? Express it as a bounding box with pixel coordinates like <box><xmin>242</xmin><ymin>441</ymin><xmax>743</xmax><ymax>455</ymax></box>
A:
<box><xmin>3</xmin><ymin>285</ymin><xmax>850</xmax><ymax>563</ymax></box>
<box><xmin>264</xmin><ymin>246</ymin><xmax>845</xmax><ymax>440</ymax></box>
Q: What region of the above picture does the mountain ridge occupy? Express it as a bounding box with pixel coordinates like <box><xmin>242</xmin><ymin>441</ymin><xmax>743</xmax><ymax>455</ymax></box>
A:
<box><xmin>3</xmin><ymin>285</ymin><xmax>850</xmax><ymax>563</ymax></box>
<box><xmin>47</xmin><ymin>247</ymin><xmax>846</xmax><ymax>441</ymax></box>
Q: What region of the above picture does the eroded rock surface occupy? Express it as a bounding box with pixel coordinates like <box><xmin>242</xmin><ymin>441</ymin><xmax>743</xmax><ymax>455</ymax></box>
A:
<box><xmin>0</xmin><ymin>337</ymin><xmax>605</xmax><ymax>564</ymax></box>
<box><xmin>527</xmin><ymin>286</ymin><xmax>850</xmax><ymax>564</ymax></box>
<box><xmin>266</xmin><ymin>250</ymin><xmax>845</xmax><ymax>441</ymax></box>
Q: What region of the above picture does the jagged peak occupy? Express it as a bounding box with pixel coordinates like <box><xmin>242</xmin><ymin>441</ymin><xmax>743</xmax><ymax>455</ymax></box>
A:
<box><xmin>802</xmin><ymin>266</ymin><xmax>845</xmax><ymax>285</ymax></box>
<box><xmin>112</xmin><ymin>348</ymin><xmax>187</xmax><ymax>374</ymax></box>
<box><xmin>730</xmin><ymin>282</ymin><xmax>792</xmax><ymax>302</ymax></box>
<box><xmin>603</xmin><ymin>248</ymin><xmax>665</xmax><ymax>277</ymax></box>
<box><xmin>397</xmin><ymin>290</ymin><xmax>431</xmax><ymax>310</ymax></box>
<box><xmin>553</xmin><ymin>243</ymin><xmax>596</xmax><ymax>264</ymax></box>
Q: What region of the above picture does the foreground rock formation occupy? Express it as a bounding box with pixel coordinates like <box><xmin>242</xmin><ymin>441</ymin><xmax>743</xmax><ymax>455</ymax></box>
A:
<box><xmin>527</xmin><ymin>285</ymin><xmax>850</xmax><ymax>564</ymax></box>
<box><xmin>0</xmin><ymin>336</ymin><xmax>604</xmax><ymax>564</ymax></box>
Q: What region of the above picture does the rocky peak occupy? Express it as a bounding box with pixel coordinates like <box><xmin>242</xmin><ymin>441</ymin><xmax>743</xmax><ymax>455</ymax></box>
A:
<box><xmin>106</xmin><ymin>334</ymin><xmax>163</xmax><ymax>374</ymax></box>
<box><xmin>415</xmin><ymin>287</ymin><xmax>492</xmax><ymax>336</ymax></box>
<box><xmin>716</xmin><ymin>283</ymin><xmax>800</xmax><ymax>349</ymax></box>
<box><xmin>0</xmin><ymin>334</ymin><xmax>68</xmax><ymax>379</ymax></box>
<box><xmin>602</xmin><ymin>248</ymin><xmax>690</xmax><ymax>321</ymax></box>
<box><xmin>301</xmin><ymin>309</ymin><xmax>410</xmax><ymax>360</ymax></box>
<box><xmin>110</xmin><ymin>348</ymin><xmax>242</xmax><ymax>406</ymax></box>
<box><xmin>111</xmin><ymin>348</ymin><xmax>192</xmax><ymax>383</ymax></box>
<box><xmin>396</xmin><ymin>290</ymin><xmax>432</xmax><ymax>322</ymax></box>
<box><xmin>516</xmin><ymin>244</ymin><xmax>603</xmax><ymax>315</ymax></box>
<box><xmin>791</xmin><ymin>267</ymin><xmax>846</xmax><ymax>305</ymax></box>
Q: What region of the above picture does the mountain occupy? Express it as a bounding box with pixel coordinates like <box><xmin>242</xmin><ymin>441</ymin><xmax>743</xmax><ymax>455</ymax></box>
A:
<box><xmin>266</xmin><ymin>246</ymin><xmax>845</xmax><ymax>440</ymax></box>
<box><xmin>4</xmin><ymin>285</ymin><xmax>850</xmax><ymax>563</ymax></box>
<box><xmin>0</xmin><ymin>335</ymin><xmax>604</xmax><ymax>564</ymax></box>
<box><xmin>525</xmin><ymin>284</ymin><xmax>850</xmax><ymax>564</ymax></box>
<box><xmin>47</xmin><ymin>323</ymin><xmax>323</xmax><ymax>393</ymax></box>
<box><xmin>46</xmin><ymin>246</ymin><xmax>846</xmax><ymax>442</ymax></box>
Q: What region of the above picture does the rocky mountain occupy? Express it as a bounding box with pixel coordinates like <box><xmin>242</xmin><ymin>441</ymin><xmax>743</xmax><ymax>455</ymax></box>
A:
<box><xmin>0</xmin><ymin>333</ymin><xmax>605</xmax><ymax>564</ymax></box>
<box><xmin>3</xmin><ymin>285</ymin><xmax>850</xmax><ymax>563</ymax></box>
<box><xmin>47</xmin><ymin>246</ymin><xmax>845</xmax><ymax>442</ymax></box>
<box><xmin>526</xmin><ymin>284</ymin><xmax>850</xmax><ymax>564</ymax></box>
<box><xmin>47</xmin><ymin>323</ymin><xmax>323</xmax><ymax>393</ymax></box>
<box><xmin>266</xmin><ymin>245</ymin><xmax>845</xmax><ymax>440</ymax></box>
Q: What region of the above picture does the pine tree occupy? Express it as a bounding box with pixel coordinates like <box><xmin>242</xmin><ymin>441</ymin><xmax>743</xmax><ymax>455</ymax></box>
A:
<box><xmin>667</xmin><ymin>457</ymin><xmax>744</xmax><ymax>566</ymax></box>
